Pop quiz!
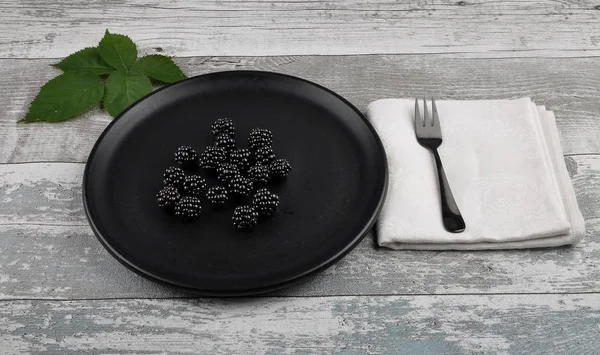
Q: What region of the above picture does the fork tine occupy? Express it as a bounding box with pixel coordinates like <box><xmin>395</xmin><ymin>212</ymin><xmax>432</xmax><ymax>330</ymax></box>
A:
<box><xmin>431</xmin><ymin>99</ymin><xmax>439</xmax><ymax>127</ymax></box>
<box><xmin>422</xmin><ymin>99</ymin><xmax>429</xmax><ymax>127</ymax></box>
<box><xmin>414</xmin><ymin>98</ymin><xmax>421</xmax><ymax>128</ymax></box>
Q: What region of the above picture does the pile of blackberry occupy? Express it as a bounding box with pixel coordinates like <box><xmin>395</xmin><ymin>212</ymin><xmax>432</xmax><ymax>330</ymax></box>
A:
<box><xmin>156</xmin><ymin>118</ymin><xmax>292</xmax><ymax>231</ymax></box>
<box><xmin>157</xmin><ymin>154</ymin><xmax>205</xmax><ymax>222</ymax></box>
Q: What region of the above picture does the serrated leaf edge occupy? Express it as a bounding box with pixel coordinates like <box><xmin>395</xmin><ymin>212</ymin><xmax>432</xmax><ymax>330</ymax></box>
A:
<box><xmin>103</xmin><ymin>71</ymin><xmax>152</xmax><ymax>117</ymax></box>
<box><xmin>133</xmin><ymin>54</ymin><xmax>187</xmax><ymax>84</ymax></box>
<box><xmin>54</xmin><ymin>46</ymin><xmax>116</xmax><ymax>74</ymax></box>
<box><xmin>19</xmin><ymin>72</ymin><xmax>105</xmax><ymax>123</ymax></box>
<box><xmin>98</xmin><ymin>29</ymin><xmax>137</xmax><ymax>72</ymax></box>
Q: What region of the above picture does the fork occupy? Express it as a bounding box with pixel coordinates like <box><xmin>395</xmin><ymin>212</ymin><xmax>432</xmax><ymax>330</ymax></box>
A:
<box><xmin>414</xmin><ymin>99</ymin><xmax>466</xmax><ymax>233</ymax></box>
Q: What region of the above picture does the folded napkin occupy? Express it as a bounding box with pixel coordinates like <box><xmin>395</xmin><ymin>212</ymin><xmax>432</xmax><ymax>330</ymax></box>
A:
<box><xmin>367</xmin><ymin>98</ymin><xmax>585</xmax><ymax>250</ymax></box>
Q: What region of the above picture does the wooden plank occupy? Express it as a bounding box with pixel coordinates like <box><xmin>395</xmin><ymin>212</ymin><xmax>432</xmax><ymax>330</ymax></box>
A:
<box><xmin>0</xmin><ymin>225</ymin><xmax>181</xmax><ymax>300</ymax></box>
<box><xmin>1</xmin><ymin>295</ymin><xmax>599</xmax><ymax>354</ymax></box>
<box><xmin>1</xmin><ymin>220</ymin><xmax>599</xmax><ymax>299</ymax></box>
<box><xmin>0</xmin><ymin>163</ymin><xmax>85</xmax><ymax>226</ymax></box>
<box><xmin>2</xmin><ymin>55</ymin><xmax>600</xmax><ymax>164</ymax></box>
<box><xmin>1</xmin><ymin>0</ymin><xmax>600</xmax><ymax>58</ymax></box>
<box><xmin>0</xmin><ymin>160</ymin><xmax>598</xmax><ymax>299</ymax></box>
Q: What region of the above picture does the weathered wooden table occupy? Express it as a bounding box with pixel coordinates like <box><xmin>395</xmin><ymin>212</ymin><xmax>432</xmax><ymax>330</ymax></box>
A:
<box><xmin>1</xmin><ymin>1</ymin><xmax>600</xmax><ymax>353</ymax></box>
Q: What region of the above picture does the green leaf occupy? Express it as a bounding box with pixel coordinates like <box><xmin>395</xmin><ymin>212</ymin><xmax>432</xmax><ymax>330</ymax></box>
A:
<box><xmin>132</xmin><ymin>55</ymin><xmax>187</xmax><ymax>83</ymax></box>
<box><xmin>98</xmin><ymin>30</ymin><xmax>137</xmax><ymax>72</ymax></box>
<box><xmin>103</xmin><ymin>70</ymin><xmax>152</xmax><ymax>117</ymax></box>
<box><xmin>54</xmin><ymin>47</ymin><xmax>114</xmax><ymax>75</ymax></box>
<box><xmin>19</xmin><ymin>71</ymin><xmax>104</xmax><ymax>123</ymax></box>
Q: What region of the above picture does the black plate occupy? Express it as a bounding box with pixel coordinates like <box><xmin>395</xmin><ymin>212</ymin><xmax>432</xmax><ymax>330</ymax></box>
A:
<box><xmin>83</xmin><ymin>71</ymin><xmax>388</xmax><ymax>296</ymax></box>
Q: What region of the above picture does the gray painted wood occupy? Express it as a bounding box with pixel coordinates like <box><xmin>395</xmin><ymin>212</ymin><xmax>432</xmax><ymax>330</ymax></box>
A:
<box><xmin>3</xmin><ymin>1</ymin><xmax>600</xmax><ymax>351</ymax></box>
<box><xmin>0</xmin><ymin>160</ymin><xmax>598</xmax><ymax>299</ymax></box>
<box><xmin>1</xmin><ymin>0</ymin><xmax>600</xmax><ymax>58</ymax></box>
<box><xmin>1</xmin><ymin>295</ymin><xmax>599</xmax><ymax>354</ymax></box>
<box><xmin>1</xmin><ymin>221</ymin><xmax>599</xmax><ymax>300</ymax></box>
<box><xmin>3</xmin><ymin>55</ymin><xmax>600</xmax><ymax>163</ymax></box>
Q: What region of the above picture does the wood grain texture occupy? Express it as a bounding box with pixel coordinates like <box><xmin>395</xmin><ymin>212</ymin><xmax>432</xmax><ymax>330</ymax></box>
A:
<box><xmin>3</xmin><ymin>55</ymin><xmax>600</xmax><ymax>163</ymax></box>
<box><xmin>3</xmin><ymin>0</ymin><xmax>600</xmax><ymax>350</ymax></box>
<box><xmin>1</xmin><ymin>221</ymin><xmax>600</xmax><ymax>300</ymax></box>
<box><xmin>1</xmin><ymin>0</ymin><xmax>600</xmax><ymax>58</ymax></box>
<box><xmin>1</xmin><ymin>295</ymin><xmax>599</xmax><ymax>354</ymax></box>
<box><xmin>0</xmin><ymin>160</ymin><xmax>598</xmax><ymax>299</ymax></box>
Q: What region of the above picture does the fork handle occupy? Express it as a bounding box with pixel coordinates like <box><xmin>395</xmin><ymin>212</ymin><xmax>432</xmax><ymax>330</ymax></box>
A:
<box><xmin>431</xmin><ymin>149</ymin><xmax>466</xmax><ymax>233</ymax></box>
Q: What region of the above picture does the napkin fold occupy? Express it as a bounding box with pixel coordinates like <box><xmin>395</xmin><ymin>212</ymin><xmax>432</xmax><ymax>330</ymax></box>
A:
<box><xmin>367</xmin><ymin>98</ymin><xmax>585</xmax><ymax>250</ymax></box>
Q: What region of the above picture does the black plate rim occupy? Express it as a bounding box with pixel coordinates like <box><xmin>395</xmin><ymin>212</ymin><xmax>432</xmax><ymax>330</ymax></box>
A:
<box><xmin>82</xmin><ymin>70</ymin><xmax>388</xmax><ymax>296</ymax></box>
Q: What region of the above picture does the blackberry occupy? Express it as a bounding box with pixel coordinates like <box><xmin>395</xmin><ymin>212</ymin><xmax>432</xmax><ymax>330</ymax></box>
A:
<box><xmin>199</xmin><ymin>146</ymin><xmax>227</xmax><ymax>171</ymax></box>
<box><xmin>247</xmin><ymin>164</ymin><xmax>270</xmax><ymax>187</ymax></box>
<box><xmin>214</xmin><ymin>134</ymin><xmax>235</xmax><ymax>153</ymax></box>
<box><xmin>211</xmin><ymin>118</ymin><xmax>235</xmax><ymax>138</ymax></box>
<box><xmin>270</xmin><ymin>159</ymin><xmax>292</xmax><ymax>181</ymax></box>
<box><xmin>174</xmin><ymin>145</ymin><xmax>198</xmax><ymax>167</ymax></box>
<box><xmin>163</xmin><ymin>167</ymin><xmax>186</xmax><ymax>189</ymax></box>
<box><xmin>254</xmin><ymin>146</ymin><xmax>275</xmax><ymax>164</ymax></box>
<box><xmin>228</xmin><ymin>175</ymin><xmax>254</xmax><ymax>199</ymax></box>
<box><xmin>174</xmin><ymin>196</ymin><xmax>202</xmax><ymax>222</ymax></box>
<box><xmin>252</xmin><ymin>188</ymin><xmax>279</xmax><ymax>219</ymax></box>
<box><xmin>232</xmin><ymin>205</ymin><xmax>259</xmax><ymax>231</ymax></box>
<box><xmin>229</xmin><ymin>148</ymin><xmax>252</xmax><ymax>171</ymax></box>
<box><xmin>182</xmin><ymin>175</ymin><xmax>207</xmax><ymax>196</ymax></box>
<box><xmin>217</xmin><ymin>163</ymin><xmax>240</xmax><ymax>184</ymax></box>
<box><xmin>156</xmin><ymin>185</ymin><xmax>181</xmax><ymax>210</ymax></box>
<box><xmin>206</xmin><ymin>186</ymin><xmax>229</xmax><ymax>209</ymax></box>
<box><xmin>248</xmin><ymin>128</ymin><xmax>273</xmax><ymax>150</ymax></box>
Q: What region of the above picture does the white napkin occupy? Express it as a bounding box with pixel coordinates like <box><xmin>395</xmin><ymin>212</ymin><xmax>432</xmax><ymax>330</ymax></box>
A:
<box><xmin>366</xmin><ymin>98</ymin><xmax>585</xmax><ymax>250</ymax></box>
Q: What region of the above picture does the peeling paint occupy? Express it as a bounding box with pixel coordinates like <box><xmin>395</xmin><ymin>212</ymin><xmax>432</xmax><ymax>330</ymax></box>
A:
<box><xmin>0</xmin><ymin>296</ymin><xmax>597</xmax><ymax>354</ymax></box>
